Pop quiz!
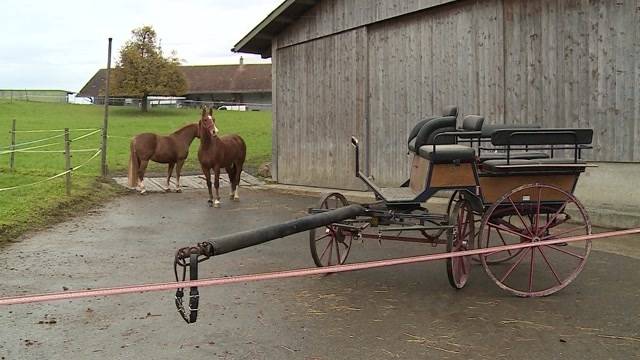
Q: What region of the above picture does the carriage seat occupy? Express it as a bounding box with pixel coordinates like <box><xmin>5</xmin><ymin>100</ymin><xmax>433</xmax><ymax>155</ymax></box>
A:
<box><xmin>482</xmin><ymin>158</ymin><xmax>588</xmax><ymax>173</ymax></box>
<box><xmin>408</xmin><ymin>116</ymin><xmax>458</xmax><ymax>153</ymax></box>
<box><xmin>407</xmin><ymin>106</ymin><xmax>458</xmax><ymax>152</ymax></box>
<box><xmin>418</xmin><ymin>144</ymin><xmax>476</xmax><ymax>164</ymax></box>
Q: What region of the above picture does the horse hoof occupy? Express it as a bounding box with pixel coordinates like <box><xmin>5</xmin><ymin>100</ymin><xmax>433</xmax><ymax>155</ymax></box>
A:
<box><xmin>207</xmin><ymin>200</ymin><xmax>213</xmax><ymax>207</ymax></box>
<box><xmin>233</xmin><ymin>196</ymin><xmax>240</xmax><ymax>202</ymax></box>
<box><xmin>140</xmin><ymin>189</ymin><xmax>147</xmax><ymax>195</ymax></box>
<box><xmin>176</xmin><ymin>188</ymin><xmax>182</xmax><ymax>193</ymax></box>
<box><xmin>214</xmin><ymin>200</ymin><xmax>221</xmax><ymax>208</ymax></box>
<box><xmin>164</xmin><ymin>188</ymin><xmax>171</xmax><ymax>193</ymax></box>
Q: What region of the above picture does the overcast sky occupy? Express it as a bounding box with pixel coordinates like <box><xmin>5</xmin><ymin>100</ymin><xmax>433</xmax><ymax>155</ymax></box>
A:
<box><xmin>0</xmin><ymin>0</ymin><xmax>282</xmax><ymax>92</ymax></box>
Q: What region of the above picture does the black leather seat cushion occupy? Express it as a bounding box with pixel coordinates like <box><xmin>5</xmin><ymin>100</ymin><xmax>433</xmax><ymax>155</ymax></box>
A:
<box><xmin>479</xmin><ymin>152</ymin><xmax>550</xmax><ymax>162</ymax></box>
<box><xmin>482</xmin><ymin>158</ymin><xmax>587</xmax><ymax>173</ymax></box>
<box><xmin>418</xmin><ymin>145</ymin><xmax>476</xmax><ymax>163</ymax></box>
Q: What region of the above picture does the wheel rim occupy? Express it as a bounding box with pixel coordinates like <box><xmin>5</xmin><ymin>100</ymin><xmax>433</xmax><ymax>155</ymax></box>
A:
<box><xmin>309</xmin><ymin>193</ymin><xmax>353</xmax><ymax>267</ymax></box>
<box><xmin>479</xmin><ymin>184</ymin><xmax>592</xmax><ymax>297</ymax></box>
<box><xmin>447</xmin><ymin>200</ymin><xmax>474</xmax><ymax>289</ymax></box>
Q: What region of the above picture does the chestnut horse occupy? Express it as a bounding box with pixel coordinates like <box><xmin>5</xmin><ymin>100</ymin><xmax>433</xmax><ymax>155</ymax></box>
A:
<box><xmin>127</xmin><ymin>123</ymin><xmax>200</xmax><ymax>194</ymax></box>
<box><xmin>197</xmin><ymin>106</ymin><xmax>246</xmax><ymax>207</ymax></box>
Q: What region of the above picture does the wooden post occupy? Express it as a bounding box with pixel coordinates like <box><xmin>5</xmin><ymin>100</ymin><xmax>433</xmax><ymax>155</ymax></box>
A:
<box><xmin>64</xmin><ymin>128</ymin><xmax>71</xmax><ymax>196</ymax></box>
<box><xmin>9</xmin><ymin>119</ymin><xmax>16</xmax><ymax>171</ymax></box>
<box><xmin>101</xmin><ymin>37</ymin><xmax>112</xmax><ymax>177</ymax></box>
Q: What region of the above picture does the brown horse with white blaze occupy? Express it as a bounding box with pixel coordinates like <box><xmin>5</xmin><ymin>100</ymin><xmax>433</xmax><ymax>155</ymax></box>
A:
<box><xmin>197</xmin><ymin>106</ymin><xmax>246</xmax><ymax>207</ymax></box>
<box><xmin>127</xmin><ymin>123</ymin><xmax>200</xmax><ymax>193</ymax></box>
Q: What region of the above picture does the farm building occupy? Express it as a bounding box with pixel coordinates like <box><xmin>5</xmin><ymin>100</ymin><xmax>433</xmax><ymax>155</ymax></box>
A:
<box><xmin>0</xmin><ymin>89</ymin><xmax>73</xmax><ymax>103</ymax></box>
<box><xmin>77</xmin><ymin>63</ymin><xmax>272</xmax><ymax>109</ymax></box>
<box><xmin>233</xmin><ymin>0</ymin><xmax>640</xmax><ymax>227</ymax></box>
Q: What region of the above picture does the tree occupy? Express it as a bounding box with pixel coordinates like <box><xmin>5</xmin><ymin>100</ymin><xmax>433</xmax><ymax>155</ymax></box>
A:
<box><xmin>110</xmin><ymin>26</ymin><xmax>186</xmax><ymax>112</ymax></box>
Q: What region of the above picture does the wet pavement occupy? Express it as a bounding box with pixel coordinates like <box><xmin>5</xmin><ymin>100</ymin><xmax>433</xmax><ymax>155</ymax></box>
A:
<box><xmin>0</xmin><ymin>188</ymin><xmax>639</xmax><ymax>359</ymax></box>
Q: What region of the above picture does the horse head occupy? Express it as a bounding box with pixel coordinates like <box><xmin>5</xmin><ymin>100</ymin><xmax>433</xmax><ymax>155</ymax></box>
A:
<box><xmin>199</xmin><ymin>106</ymin><xmax>219</xmax><ymax>137</ymax></box>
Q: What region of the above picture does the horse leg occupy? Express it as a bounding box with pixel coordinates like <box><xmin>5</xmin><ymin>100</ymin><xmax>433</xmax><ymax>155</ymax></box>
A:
<box><xmin>202</xmin><ymin>166</ymin><xmax>214</xmax><ymax>207</ymax></box>
<box><xmin>213</xmin><ymin>166</ymin><xmax>221</xmax><ymax>208</ymax></box>
<box><xmin>175</xmin><ymin>159</ymin><xmax>185</xmax><ymax>193</ymax></box>
<box><xmin>233</xmin><ymin>161</ymin><xmax>244</xmax><ymax>201</ymax></box>
<box><xmin>138</xmin><ymin>159</ymin><xmax>150</xmax><ymax>194</ymax></box>
<box><xmin>166</xmin><ymin>162</ymin><xmax>175</xmax><ymax>192</ymax></box>
<box><xmin>227</xmin><ymin>166</ymin><xmax>236</xmax><ymax>200</ymax></box>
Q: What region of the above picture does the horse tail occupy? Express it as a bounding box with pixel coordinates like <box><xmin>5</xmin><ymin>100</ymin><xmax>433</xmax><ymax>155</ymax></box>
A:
<box><xmin>127</xmin><ymin>138</ymin><xmax>139</xmax><ymax>187</ymax></box>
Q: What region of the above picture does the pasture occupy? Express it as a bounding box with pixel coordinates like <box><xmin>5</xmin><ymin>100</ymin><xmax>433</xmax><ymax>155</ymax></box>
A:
<box><xmin>0</xmin><ymin>101</ymin><xmax>271</xmax><ymax>240</ymax></box>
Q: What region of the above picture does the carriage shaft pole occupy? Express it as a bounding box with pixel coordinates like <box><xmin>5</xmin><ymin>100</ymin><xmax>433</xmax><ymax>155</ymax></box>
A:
<box><xmin>208</xmin><ymin>204</ymin><xmax>366</xmax><ymax>256</ymax></box>
<box><xmin>1</xmin><ymin>227</ymin><xmax>639</xmax><ymax>306</ymax></box>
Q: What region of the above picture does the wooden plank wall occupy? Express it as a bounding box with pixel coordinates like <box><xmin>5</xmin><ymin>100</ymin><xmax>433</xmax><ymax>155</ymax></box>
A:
<box><xmin>275</xmin><ymin>28</ymin><xmax>367</xmax><ymax>189</ymax></box>
<box><xmin>276</xmin><ymin>0</ymin><xmax>459</xmax><ymax>49</ymax></box>
<box><xmin>367</xmin><ymin>0</ymin><xmax>504</xmax><ymax>185</ymax></box>
<box><xmin>273</xmin><ymin>0</ymin><xmax>640</xmax><ymax>189</ymax></box>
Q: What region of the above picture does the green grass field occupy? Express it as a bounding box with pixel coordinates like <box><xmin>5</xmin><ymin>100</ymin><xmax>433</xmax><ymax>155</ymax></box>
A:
<box><xmin>0</xmin><ymin>100</ymin><xmax>271</xmax><ymax>241</ymax></box>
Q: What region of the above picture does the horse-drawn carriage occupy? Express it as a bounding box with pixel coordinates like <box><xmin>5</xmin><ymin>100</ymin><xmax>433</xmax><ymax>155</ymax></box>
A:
<box><xmin>173</xmin><ymin>106</ymin><xmax>597</xmax><ymax>322</ymax></box>
<box><xmin>308</xmin><ymin>106</ymin><xmax>594</xmax><ymax>297</ymax></box>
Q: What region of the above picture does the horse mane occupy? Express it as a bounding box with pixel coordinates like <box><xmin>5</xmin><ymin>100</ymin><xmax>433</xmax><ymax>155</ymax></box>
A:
<box><xmin>172</xmin><ymin>123</ymin><xmax>198</xmax><ymax>135</ymax></box>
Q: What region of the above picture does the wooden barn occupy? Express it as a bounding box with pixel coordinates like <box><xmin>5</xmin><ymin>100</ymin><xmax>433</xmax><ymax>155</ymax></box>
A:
<box><xmin>233</xmin><ymin>0</ymin><xmax>640</xmax><ymax>219</ymax></box>
<box><xmin>77</xmin><ymin>64</ymin><xmax>272</xmax><ymax>108</ymax></box>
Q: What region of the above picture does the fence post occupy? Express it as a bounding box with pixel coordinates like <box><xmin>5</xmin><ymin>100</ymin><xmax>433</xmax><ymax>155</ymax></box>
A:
<box><xmin>101</xmin><ymin>37</ymin><xmax>112</xmax><ymax>177</ymax></box>
<box><xmin>9</xmin><ymin>119</ymin><xmax>16</xmax><ymax>171</ymax></box>
<box><xmin>64</xmin><ymin>128</ymin><xmax>71</xmax><ymax>196</ymax></box>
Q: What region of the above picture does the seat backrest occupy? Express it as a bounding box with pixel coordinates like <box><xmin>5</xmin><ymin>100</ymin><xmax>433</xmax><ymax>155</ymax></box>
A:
<box><xmin>408</xmin><ymin>106</ymin><xmax>459</xmax><ymax>145</ymax></box>
<box><xmin>462</xmin><ymin>115</ymin><xmax>484</xmax><ymax>131</ymax></box>
<box><xmin>415</xmin><ymin>116</ymin><xmax>457</xmax><ymax>149</ymax></box>
<box><xmin>442</xmin><ymin>105</ymin><xmax>458</xmax><ymax>118</ymax></box>
<box><xmin>491</xmin><ymin>128</ymin><xmax>594</xmax><ymax>146</ymax></box>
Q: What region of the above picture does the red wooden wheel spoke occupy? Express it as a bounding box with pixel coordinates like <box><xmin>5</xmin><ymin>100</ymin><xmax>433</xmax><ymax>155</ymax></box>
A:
<box><xmin>537</xmin><ymin>247</ymin><xmax>562</xmax><ymax>285</ymax></box>
<box><xmin>533</xmin><ymin>187</ymin><xmax>542</xmax><ymax>233</ymax></box>
<box><xmin>546</xmin><ymin>244</ymin><xmax>585</xmax><ymax>260</ymax></box>
<box><xmin>334</xmin><ymin>236</ymin><xmax>341</xmax><ymax>263</ymax></box>
<box><xmin>542</xmin><ymin>226</ymin><xmax>587</xmax><ymax>241</ymax></box>
<box><xmin>488</xmin><ymin>222</ymin><xmax>533</xmax><ymax>241</ymax></box>
<box><xmin>538</xmin><ymin>201</ymin><xmax>570</xmax><ymax>237</ymax></box>
<box><xmin>314</xmin><ymin>234</ymin><xmax>331</xmax><ymax>243</ymax></box>
<box><xmin>326</xmin><ymin>239</ymin><xmax>333</xmax><ymax>265</ymax></box>
<box><xmin>499</xmin><ymin>247</ymin><xmax>529</xmax><ymax>283</ymax></box>
<box><xmin>508</xmin><ymin>196</ymin><xmax>534</xmax><ymax>236</ymax></box>
<box><xmin>528</xmin><ymin>247</ymin><xmax>535</xmax><ymax>292</ymax></box>
<box><xmin>461</xmin><ymin>258</ymin><xmax>468</xmax><ymax>275</ymax></box>
<box><xmin>495</xmin><ymin>229</ymin><xmax>513</xmax><ymax>255</ymax></box>
<box><xmin>319</xmin><ymin>237</ymin><xmax>333</xmax><ymax>262</ymax></box>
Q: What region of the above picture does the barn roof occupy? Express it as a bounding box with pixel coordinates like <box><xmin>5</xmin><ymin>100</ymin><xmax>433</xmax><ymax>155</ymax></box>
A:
<box><xmin>232</xmin><ymin>0</ymin><xmax>319</xmax><ymax>57</ymax></box>
<box><xmin>77</xmin><ymin>64</ymin><xmax>272</xmax><ymax>97</ymax></box>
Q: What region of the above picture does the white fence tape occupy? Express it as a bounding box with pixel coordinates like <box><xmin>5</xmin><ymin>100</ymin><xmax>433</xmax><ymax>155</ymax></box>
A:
<box><xmin>0</xmin><ymin>149</ymin><xmax>102</xmax><ymax>192</ymax></box>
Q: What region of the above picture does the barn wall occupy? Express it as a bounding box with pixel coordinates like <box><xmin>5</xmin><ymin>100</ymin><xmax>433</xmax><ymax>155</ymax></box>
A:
<box><xmin>275</xmin><ymin>0</ymin><xmax>458</xmax><ymax>49</ymax></box>
<box><xmin>272</xmin><ymin>0</ymin><xmax>640</xmax><ymax>189</ymax></box>
<box><xmin>367</xmin><ymin>0</ymin><xmax>504</xmax><ymax>185</ymax></box>
<box><xmin>274</xmin><ymin>28</ymin><xmax>368</xmax><ymax>189</ymax></box>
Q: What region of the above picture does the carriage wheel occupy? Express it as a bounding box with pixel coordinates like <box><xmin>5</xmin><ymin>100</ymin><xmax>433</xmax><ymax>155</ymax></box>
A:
<box><xmin>446</xmin><ymin>199</ymin><xmax>474</xmax><ymax>289</ymax></box>
<box><xmin>446</xmin><ymin>190</ymin><xmax>461</xmax><ymax>218</ymax></box>
<box><xmin>309</xmin><ymin>193</ymin><xmax>353</xmax><ymax>267</ymax></box>
<box><xmin>478</xmin><ymin>184</ymin><xmax>591</xmax><ymax>297</ymax></box>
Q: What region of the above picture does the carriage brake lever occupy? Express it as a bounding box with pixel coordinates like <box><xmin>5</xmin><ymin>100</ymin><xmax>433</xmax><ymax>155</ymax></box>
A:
<box><xmin>174</xmin><ymin>242</ymin><xmax>214</xmax><ymax>324</ymax></box>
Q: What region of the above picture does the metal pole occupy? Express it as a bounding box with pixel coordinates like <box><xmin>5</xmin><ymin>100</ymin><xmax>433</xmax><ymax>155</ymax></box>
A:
<box><xmin>9</xmin><ymin>119</ymin><xmax>16</xmax><ymax>171</ymax></box>
<box><xmin>101</xmin><ymin>37</ymin><xmax>112</xmax><ymax>177</ymax></box>
<box><xmin>64</xmin><ymin>128</ymin><xmax>71</xmax><ymax>196</ymax></box>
